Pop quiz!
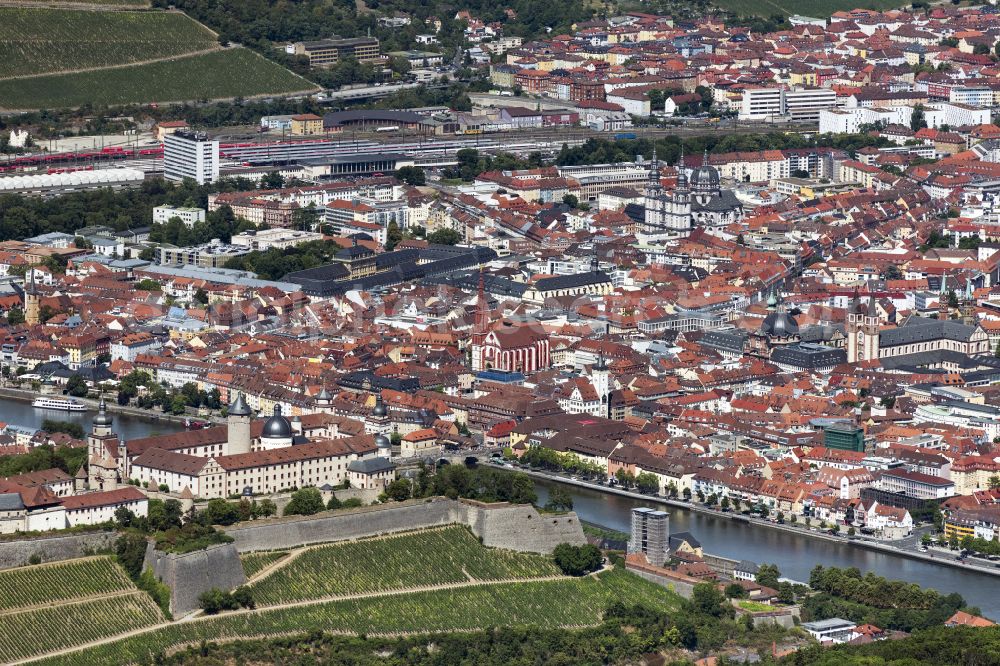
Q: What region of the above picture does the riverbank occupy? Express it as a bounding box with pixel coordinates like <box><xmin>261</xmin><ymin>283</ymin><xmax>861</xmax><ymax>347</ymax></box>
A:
<box><xmin>0</xmin><ymin>386</ymin><xmax>221</xmax><ymax>426</ymax></box>
<box><xmin>502</xmin><ymin>464</ymin><xmax>1000</xmax><ymax>579</ymax></box>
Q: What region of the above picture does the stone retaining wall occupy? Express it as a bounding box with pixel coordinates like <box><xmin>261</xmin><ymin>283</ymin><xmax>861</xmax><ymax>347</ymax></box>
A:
<box><xmin>626</xmin><ymin>563</ymin><xmax>697</xmax><ymax>599</ymax></box>
<box><xmin>0</xmin><ymin>531</ymin><xmax>118</xmax><ymax>570</ymax></box>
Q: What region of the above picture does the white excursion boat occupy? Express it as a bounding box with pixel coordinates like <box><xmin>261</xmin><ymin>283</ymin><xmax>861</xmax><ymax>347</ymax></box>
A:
<box><xmin>31</xmin><ymin>397</ymin><xmax>88</xmax><ymax>412</ymax></box>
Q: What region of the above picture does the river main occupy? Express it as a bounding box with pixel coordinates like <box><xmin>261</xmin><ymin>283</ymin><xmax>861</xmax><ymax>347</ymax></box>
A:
<box><xmin>534</xmin><ymin>479</ymin><xmax>1000</xmax><ymax>619</ymax></box>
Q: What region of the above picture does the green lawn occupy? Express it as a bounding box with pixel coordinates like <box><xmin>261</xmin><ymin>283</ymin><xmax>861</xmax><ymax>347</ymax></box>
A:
<box><xmin>0</xmin><ymin>48</ymin><xmax>318</xmax><ymax>110</ymax></box>
<box><xmin>714</xmin><ymin>0</ymin><xmax>903</xmax><ymax>18</ymax></box>
<box><xmin>34</xmin><ymin>569</ymin><xmax>681</xmax><ymax>666</ymax></box>
<box><xmin>0</xmin><ymin>8</ymin><xmax>217</xmax><ymax>78</ymax></box>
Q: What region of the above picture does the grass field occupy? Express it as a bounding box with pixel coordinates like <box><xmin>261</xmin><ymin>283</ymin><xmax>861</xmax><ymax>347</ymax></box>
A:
<box><xmin>34</xmin><ymin>569</ymin><xmax>681</xmax><ymax>666</ymax></box>
<box><xmin>0</xmin><ymin>557</ymin><xmax>135</xmax><ymax>612</ymax></box>
<box><xmin>0</xmin><ymin>8</ymin><xmax>217</xmax><ymax>78</ymax></box>
<box><xmin>249</xmin><ymin>526</ymin><xmax>561</xmax><ymax>605</ymax></box>
<box><xmin>714</xmin><ymin>0</ymin><xmax>902</xmax><ymax>17</ymax></box>
<box><xmin>0</xmin><ymin>47</ymin><xmax>318</xmax><ymax>110</ymax></box>
<box><xmin>240</xmin><ymin>551</ymin><xmax>288</xmax><ymax>579</ymax></box>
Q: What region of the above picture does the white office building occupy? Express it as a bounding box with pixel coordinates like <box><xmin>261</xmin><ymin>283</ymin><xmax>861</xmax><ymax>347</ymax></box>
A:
<box><xmin>164</xmin><ymin>130</ymin><xmax>219</xmax><ymax>185</ymax></box>
<box><xmin>740</xmin><ymin>87</ymin><xmax>837</xmax><ymax>122</ymax></box>
<box><xmin>153</xmin><ymin>205</ymin><xmax>206</xmax><ymax>227</ymax></box>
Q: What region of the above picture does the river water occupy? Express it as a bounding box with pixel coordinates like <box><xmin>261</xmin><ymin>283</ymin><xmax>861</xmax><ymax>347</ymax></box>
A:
<box><xmin>6</xmin><ymin>393</ymin><xmax>997</xmax><ymax>618</ymax></box>
<box><xmin>0</xmin><ymin>397</ymin><xmax>184</xmax><ymax>442</ymax></box>
<box><xmin>534</xmin><ymin>479</ymin><xmax>1000</xmax><ymax>619</ymax></box>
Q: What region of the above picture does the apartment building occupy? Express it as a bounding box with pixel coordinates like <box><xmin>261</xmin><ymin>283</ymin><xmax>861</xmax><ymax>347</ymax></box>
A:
<box><xmin>155</xmin><ymin>239</ymin><xmax>251</xmax><ymax>269</ymax></box>
<box><xmin>289</xmin><ymin>37</ymin><xmax>381</xmax><ymax>67</ymax></box>
<box><xmin>153</xmin><ymin>205</ymin><xmax>206</xmax><ymax>228</ymax></box>
<box><xmin>230</xmin><ymin>228</ymin><xmax>324</xmax><ymax>251</ymax></box>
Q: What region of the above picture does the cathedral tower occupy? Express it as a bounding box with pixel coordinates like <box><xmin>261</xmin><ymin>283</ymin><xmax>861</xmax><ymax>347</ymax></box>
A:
<box><xmin>846</xmin><ymin>291</ymin><xmax>880</xmax><ymax>363</ymax></box>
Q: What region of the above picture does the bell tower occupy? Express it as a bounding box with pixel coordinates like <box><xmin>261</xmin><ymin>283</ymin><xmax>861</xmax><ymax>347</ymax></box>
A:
<box><xmin>24</xmin><ymin>270</ymin><xmax>40</xmax><ymax>326</ymax></box>
<box><xmin>87</xmin><ymin>398</ymin><xmax>120</xmax><ymax>491</ymax></box>
<box><xmin>847</xmin><ymin>290</ymin><xmax>880</xmax><ymax>363</ymax></box>
<box><xmin>470</xmin><ymin>269</ymin><xmax>490</xmax><ymax>372</ymax></box>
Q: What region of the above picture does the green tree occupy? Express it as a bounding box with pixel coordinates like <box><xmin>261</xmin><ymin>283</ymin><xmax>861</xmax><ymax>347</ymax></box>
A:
<box><xmin>911</xmin><ymin>104</ymin><xmax>927</xmax><ymax>132</ymax></box>
<box><xmin>261</xmin><ymin>171</ymin><xmax>284</xmax><ymax>189</ymax></box>
<box><xmin>169</xmin><ymin>394</ymin><xmax>188</xmax><ymax>415</ymax></box>
<box><xmin>691</xmin><ymin>582</ymin><xmax>727</xmax><ymax>617</ymax></box>
<box><xmin>41</xmin><ymin>419</ymin><xmax>84</xmax><ymax>439</ymax></box>
<box><xmin>284</xmin><ymin>487</ymin><xmax>324</xmax><ymax>516</ymax></box>
<box><xmin>199</xmin><ymin>588</ymin><xmax>238</xmax><ymax>614</ymax></box>
<box><xmin>252</xmin><ymin>498</ymin><xmax>277</xmax><ymax>518</ymax></box>
<box><xmin>562</xmin><ymin>193</ymin><xmax>579</xmax><ymax>208</ymax></box>
<box><xmin>724</xmin><ymin>582</ymin><xmax>747</xmax><ymax>599</ymax></box>
<box><xmin>552</xmin><ymin>543</ymin><xmax>602</xmax><ymax>576</ymax></box>
<box><xmin>395</xmin><ymin>166</ymin><xmax>426</xmax><ymax>186</ymax></box>
<box><xmin>65</xmin><ymin>374</ymin><xmax>89</xmax><ymax>397</ymax></box>
<box><xmin>7</xmin><ymin>307</ymin><xmax>24</xmax><ymax>325</ymax></box>
<box><xmin>383</xmin><ymin>478</ymin><xmax>412</xmax><ymax>502</ymax></box>
<box><xmin>635</xmin><ymin>472</ymin><xmax>659</xmax><ymax>494</ymax></box>
<box><xmin>134</xmin><ymin>278</ymin><xmax>162</xmax><ymax>292</ymax></box>
<box><xmin>427</xmin><ymin>228</ymin><xmax>462</xmax><ymax>245</ymax></box>
<box><xmin>545</xmin><ymin>486</ymin><xmax>574</xmax><ymax>512</ymax></box>
<box><xmin>115</xmin><ymin>533</ymin><xmax>149</xmax><ymax>580</ymax></box>
<box><xmin>203</xmin><ymin>498</ymin><xmax>241</xmax><ymax>526</ymax></box>
<box><xmin>756</xmin><ymin>563</ymin><xmax>780</xmax><ymax>589</ymax></box>
<box><xmin>385</xmin><ymin>221</ymin><xmax>403</xmax><ymax>250</ymax></box>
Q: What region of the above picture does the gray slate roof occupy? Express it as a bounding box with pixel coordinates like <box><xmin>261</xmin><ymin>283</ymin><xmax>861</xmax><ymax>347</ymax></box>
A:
<box><xmin>880</xmin><ymin>316</ymin><xmax>979</xmax><ymax>347</ymax></box>
<box><xmin>347</xmin><ymin>457</ymin><xmax>396</xmax><ymax>474</ymax></box>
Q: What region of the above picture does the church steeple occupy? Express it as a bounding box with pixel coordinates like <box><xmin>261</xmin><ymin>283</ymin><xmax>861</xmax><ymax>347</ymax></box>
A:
<box><xmin>24</xmin><ymin>270</ymin><xmax>39</xmax><ymax>326</ymax></box>
<box><xmin>646</xmin><ymin>147</ymin><xmax>662</xmax><ymax>193</ymax></box>
<box><xmin>676</xmin><ymin>145</ymin><xmax>688</xmax><ymax>191</ymax></box>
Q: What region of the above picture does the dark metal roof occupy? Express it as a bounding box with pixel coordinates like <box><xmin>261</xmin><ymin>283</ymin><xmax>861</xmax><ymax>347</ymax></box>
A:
<box><xmin>700</xmin><ymin>329</ymin><xmax>748</xmax><ymax>354</ymax></box>
<box><xmin>534</xmin><ymin>271</ymin><xmax>611</xmax><ymax>291</ymax></box>
<box><xmin>262</xmin><ymin>405</ymin><xmax>293</xmax><ymax>439</ymax></box>
<box><xmin>880</xmin><ymin>316</ymin><xmax>979</xmax><ymax>347</ymax></box>
<box><xmin>771</xmin><ymin>344</ymin><xmax>846</xmax><ymax>369</ymax></box>
<box><xmin>347</xmin><ymin>456</ymin><xmax>396</xmax><ymax>474</ymax></box>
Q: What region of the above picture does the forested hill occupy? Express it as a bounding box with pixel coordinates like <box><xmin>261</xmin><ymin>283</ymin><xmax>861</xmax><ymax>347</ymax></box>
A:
<box><xmin>155</xmin><ymin>0</ymin><xmax>595</xmax><ymax>53</ymax></box>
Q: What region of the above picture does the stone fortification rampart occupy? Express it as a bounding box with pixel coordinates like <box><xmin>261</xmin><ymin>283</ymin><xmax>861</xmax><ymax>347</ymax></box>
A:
<box><xmin>144</xmin><ymin>541</ymin><xmax>247</xmax><ymax>616</ymax></box>
<box><xmin>223</xmin><ymin>497</ymin><xmax>586</xmax><ymax>554</ymax></box>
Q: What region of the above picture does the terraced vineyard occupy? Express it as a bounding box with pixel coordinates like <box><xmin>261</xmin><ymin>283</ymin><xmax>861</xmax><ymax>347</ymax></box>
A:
<box><xmin>34</xmin><ymin>569</ymin><xmax>680</xmax><ymax>666</ymax></box>
<box><xmin>0</xmin><ymin>593</ymin><xmax>164</xmax><ymax>663</ymax></box>
<box><xmin>241</xmin><ymin>551</ymin><xmax>288</xmax><ymax>579</ymax></box>
<box><xmin>0</xmin><ymin>8</ymin><xmax>217</xmax><ymax>78</ymax></box>
<box><xmin>249</xmin><ymin>526</ymin><xmax>561</xmax><ymax>605</ymax></box>
<box><xmin>0</xmin><ymin>556</ymin><xmax>135</xmax><ymax>612</ymax></box>
<box><xmin>0</xmin><ymin>48</ymin><xmax>318</xmax><ymax>110</ymax></box>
